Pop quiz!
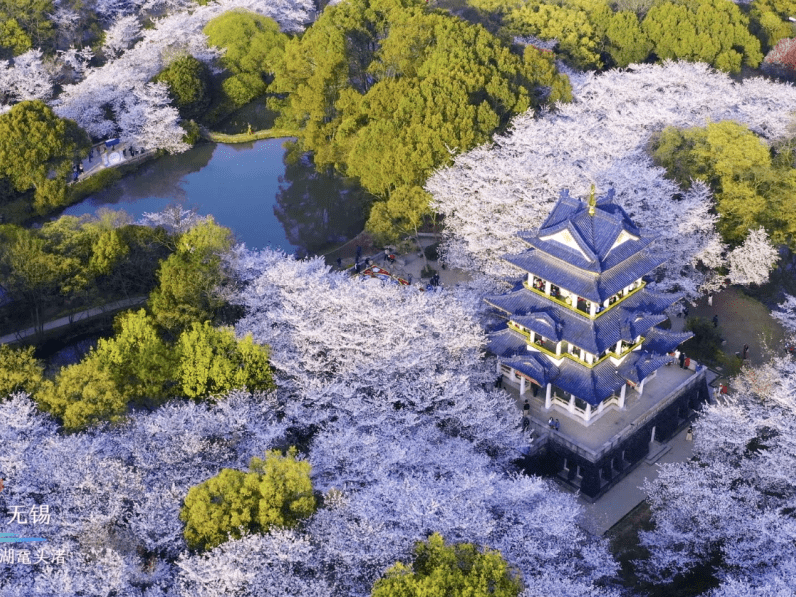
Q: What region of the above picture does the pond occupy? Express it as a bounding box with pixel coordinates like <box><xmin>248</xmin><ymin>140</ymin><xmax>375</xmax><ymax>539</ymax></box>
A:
<box><xmin>59</xmin><ymin>138</ymin><xmax>371</xmax><ymax>256</ymax></box>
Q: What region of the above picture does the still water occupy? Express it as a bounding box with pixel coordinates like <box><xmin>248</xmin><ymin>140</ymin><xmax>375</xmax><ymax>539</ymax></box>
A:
<box><xmin>61</xmin><ymin>139</ymin><xmax>370</xmax><ymax>255</ymax></box>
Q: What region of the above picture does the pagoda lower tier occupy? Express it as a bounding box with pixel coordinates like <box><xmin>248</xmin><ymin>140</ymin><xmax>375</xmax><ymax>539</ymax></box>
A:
<box><xmin>489</xmin><ymin>321</ymin><xmax>693</xmax><ymax>424</ymax></box>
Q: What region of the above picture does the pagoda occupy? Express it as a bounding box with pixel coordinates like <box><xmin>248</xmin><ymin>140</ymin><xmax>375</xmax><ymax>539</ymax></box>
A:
<box><xmin>486</xmin><ymin>188</ymin><xmax>694</xmax><ymax>425</ymax></box>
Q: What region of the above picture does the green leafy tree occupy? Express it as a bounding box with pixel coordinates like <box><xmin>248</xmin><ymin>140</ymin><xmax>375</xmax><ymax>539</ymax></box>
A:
<box><xmin>0</xmin><ymin>0</ymin><xmax>55</xmax><ymax>51</ymax></box>
<box><xmin>93</xmin><ymin>309</ymin><xmax>176</xmax><ymax>404</ymax></box>
<box><xmin>204</xmin><ymin>10</ymin><xmax>288</xmax><ymax>112</ymax></box>
<box><xmin>36</xmin><ymin>355</ymin><xmax>126</xmax><ymax>431</ymax></box>
<box><xmin>604</xmin><ymin>9</ymin><xmax>651</xmax><ymax>66</ymax></box>
<box><xmin>89</xmin><ymin>228</ymin><xmax>130</xmax><ymax>277</ymax></box>
<box><xmin>0</xmin><ymin>101</ymin><xmax>90</xmax><ymax>214</ymax></box>
<box><xmin>154</xmin><ymin>55</ymin><xmax>213</xmax><ymax>121</ymax></box>
<box><xmin>0</xmin><ymin>344</ymin><xmax>44</xmax><ymax>398</ymax></box>
<box><xmin>651</xmin><ymin>120</ymin><xmax>796</xmax><ymax>246</ymax></box>
<box><xmin>149</xmin><ymin>217</ymin><xmax>234</xmax><ymax>332</ymax></box>
<box><xmin>371</xmin><ymin>533</ymin><xmax>523</xmax><ymax>597</ymax></box>
<box><xmin>751</xmin><ymin>0</ymin><xmax>796</xmax><ymax>50</ymax></box>
<box><xmin>473</xmin><ymin>0</ymin><xmax>649</xmax><ymax>69</ymax></box>
<box><xmin>642</xmin><ymin>0</ymin><xmax>763</xmax><ymax>73</ymax></box>
<box><xmin>504</xmin><ymin>0</ymin><xmax>612</xmax><ymax>69</ymax></box>
<box><xmin>0</xmin><ymin>17</ymin><xmax>31</xmax><ymax>57</ymax></box>
<box><xmin>176</xmin><ymin>321</ymin><xmax>274</xmax><ymax>399</ymax></box>
<box><xmin>367</xmin><ymin>185</ymin><xmax>432</xmax><ymax>245</ymax></box>
<box><xmin>180</xmin><ymin>447</ymin><xmax>316</xmax><ymax>551</ymax></box>
<box><xmin>0</xmin><ymin>226</ymin><xmax>73</xmax><ymax>335</ymax></box>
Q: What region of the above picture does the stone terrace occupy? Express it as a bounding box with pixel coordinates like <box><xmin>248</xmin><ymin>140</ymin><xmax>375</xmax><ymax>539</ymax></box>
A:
<box><xmin>508</xmin><ymin>363</ymin><xmax>700</xmax><ymax>460</ymax></box>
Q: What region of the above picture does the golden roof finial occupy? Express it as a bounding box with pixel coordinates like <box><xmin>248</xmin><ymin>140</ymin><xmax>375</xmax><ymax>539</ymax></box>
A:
<box><xmin>588</xmin><ymin>184</ymin><xmax>596</xmax><ymax>216</ymax></box>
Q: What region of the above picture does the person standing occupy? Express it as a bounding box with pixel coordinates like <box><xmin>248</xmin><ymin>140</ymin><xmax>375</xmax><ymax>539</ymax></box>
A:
<box><xmin>521</xmin><ymin>416</ymin><xmax>530</xmax><ymax>433</ymax></box>
<box><xmin>523</xmin><ymin>399</ymin><xmax>530</xmax><ymax>417</ymax></box>
<box><xmin>712</xmin><ymin>315</ymin><xmax>719</xmax><ymax>328</ymax></box>
<box><xmin>554</xmin><ymin>419</ymin><xmax>560</xmax><ymax>431</ymax></box>
<box><xmin>679</xmin><ymin>351</ymin><xmax>686</xmax><ymax>369</ymax></box>
<box><xmin>743</xmin><ymin>344</ymin><xmax>750</xmax><ymax>360</ymax></box>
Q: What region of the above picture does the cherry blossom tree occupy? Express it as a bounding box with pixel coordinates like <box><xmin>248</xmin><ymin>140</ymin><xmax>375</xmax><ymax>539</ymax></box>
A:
<box><xmin>638</xmin><ymin>356</ymin><xmax>796</xmax><ymax>592</ymax></box>
<box><xmin>772</xmin><ymin>294</ymin><xmax>796</xmax><ymax>341</ymax></box>
<box><xmin>428</xmin><ymin>61</ymin><xmax>796</xmax><ymax>300</ymax></box>
<box><xmin>115</xmin><ymin>82</ymin><xmax>189</xmax><ymax>152</ymax></box>
<box><xmin>52</xmin><ymin>47</ymin><xmax>94</xmax><ymax>84</ymax></box>
<box><xmin>102</xmin><ymin>15</ymin><xmax>142</xmax><ymax>60</ymax></box>
<box><xmin>0</xmin><ymin>50</ymin><xmax>53</xmax><ymax>109</ymax></box>
<box><xmin>727</xmin><ymin>227</ymin><xmax>780</xmax><ymax>287</ymax></box>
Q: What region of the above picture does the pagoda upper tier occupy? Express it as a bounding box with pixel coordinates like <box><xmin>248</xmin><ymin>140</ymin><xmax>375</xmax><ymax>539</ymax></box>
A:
<box><xmin>487</xmin><ymin>187</ymin><xmax>693</xmax><ymax>415</ymax></box>
<box><xmin>507</xmin><ymin>188</ymin><xmax>667</xmax><ymax>304</ymax></box>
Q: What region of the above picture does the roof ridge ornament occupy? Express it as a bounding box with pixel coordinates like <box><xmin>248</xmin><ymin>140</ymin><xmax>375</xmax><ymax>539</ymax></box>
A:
<box><xmin>588</xmin><ymin>184</ymin><xmax>596</xmax><ymax>216</ymax></box>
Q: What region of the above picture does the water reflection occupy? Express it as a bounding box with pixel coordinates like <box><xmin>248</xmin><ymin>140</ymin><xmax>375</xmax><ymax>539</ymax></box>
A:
<box><xmin>60</xmin><ymin>139</ymin><xmax>369</xmax><ymax>255</ymax></box>
<box><xmin>275</xmin><ymin>153</ymin><xmax>371</xmax><ymax>256</ymax></box>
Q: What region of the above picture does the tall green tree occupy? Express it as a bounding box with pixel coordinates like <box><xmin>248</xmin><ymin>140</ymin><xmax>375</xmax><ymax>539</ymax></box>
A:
<box><xmin>371</xmin><ymin>533</ymin><xmax>523</xmax><ymax>597</ymax></box>
<box><xmin>0</xmin><ymin>17</ymin><xmax>31</xmax><ymax>57</ymax></box>
<box><xmin>149</xmin><ymin>217</ymin><xmax>234</xmax><ymax>333</ymax></box>
<box><xmin>154</xmin><ymin>56</ymin><xmax>213</xmax><ymax>121</ymax></box>
<box><xmin>0</xmin><ymin>0</ymin><xmax>55</xmax><ymax>52</ymax></box>
<box><xmin>642</xmin><ymin>0</ymin><xmax>763</xmax><ymax>73</ymax></box>
<box><xmin>176</xmin><ymin>321</ymin><xmax>274</xmax><ymax>399</ymax></box>
<box><xmin>204</xmin><ymin>10</ymin><xmax>288</xmax><ymax>111</ymax></box>
<box><xmin>750</xmin><ymin>0</ymin><xmax>796</xmax><ymax>50</ymax></box>
<box><xmin>472</xmin><ymin>0</ymin><xmax>650</xmax><ymax>69</ymax></box>
<box><xmin>651</xmin><ymin>120</ymin><xmax>796</xmax><ymax>246</ymax></box>
<box><xmin>180</xmin><ymin>447</ymin><xmax>316</xmax><ymax>551</ymax></box>
<box><xmin>36</xmin><ymin>354</ymin><xmax>126</xmax><ymax>431</ymax></box>
<box><xmin>0</xmin><ymin>344</ymin><xmax>44</xmax><ymax>398</ymax></box>
<box><xmin>93</xmin><ymin>309</ymin><xmax>176</xmax><ymax>404</ymax></box>
<box><xmin>0</xmin><ymin>101</ymin><xmax>90</xmax><ymax>214</ymax></box>
<box><xmin>0</xmin><ymin>226</ymin><xmax>74</xmax><ymax>335</ymax></box>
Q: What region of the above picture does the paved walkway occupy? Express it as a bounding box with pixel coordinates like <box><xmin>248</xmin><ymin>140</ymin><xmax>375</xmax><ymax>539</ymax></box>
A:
<box><xmin>71</xmin><ymin>141</ymin><xmax>156</xmax><ymax>183</ymax></box>
<box><xmin>0</xmin><ymin>296</ymin><xmax>146</xmax><ymax>345</ymax></box>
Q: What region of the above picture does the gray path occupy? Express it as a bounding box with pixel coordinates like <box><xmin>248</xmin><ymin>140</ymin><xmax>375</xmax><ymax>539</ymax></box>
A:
<box><xmin>0</xmin><ymin>296</ymin><xmax>146</xmax><ymax>345</ymax></box>
<box><xmin>576</xmin><ymin>424</ymin><xmax>696</xmax><ymax>535</ymax></box>
<box><xmin>71</xmin><ymin>142</ymin><xmax>156</xmax><ymax>183</ymax></box>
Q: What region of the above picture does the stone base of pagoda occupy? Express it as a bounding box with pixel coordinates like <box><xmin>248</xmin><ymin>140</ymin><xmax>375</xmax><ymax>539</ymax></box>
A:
<box><xmin>511</xmin><ymin>366</ymin><xmax>711</xmax><ymax>500</ymax></box>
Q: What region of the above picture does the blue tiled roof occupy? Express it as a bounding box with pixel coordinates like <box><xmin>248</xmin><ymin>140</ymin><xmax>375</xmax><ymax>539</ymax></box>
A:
<box><xmin>516</xmin><ymin>189</ymin><xmax>658</xmax><ymax>274</ymax></box>
<box><xmin>543</xmin><ymin>350</ymin><xmax>672</xmax><ymax>405</ymax></box>
<box><xmin>642</xmin><ymin>327</ymin><xmax>694</xmax><ymax>355</ymax></box>
<box><xmin>503</xmin><ymin>352</ymin><xmax>560</xmax><ymax>387</ymax></box>
<box><xmin>487</xmin><ymin>327</ymin><xmax>529</xmax><ymax>358</ymax></box>
<box><xmin>492</xmin><ymin>333</ymin><xmax>690</xmax><ymax>406</ymax></box>
<box><xmin>504</xmin><ymin>247</ymin><xmax>667</xmax><ymax>304</ymax></box>
<box><xmin>618</xmin><ymin>350</ymin><xmax>672</xmax><ymax>386</ymax></box>
<box><xmin>551</xmin><ymin>358</ymin><xmax>626</xmax><ymax>405</ymax></box>
<box><xmin>485</xmin><ymin>288</ymin><xmax>675</xmax><ymax>354</ymax></box>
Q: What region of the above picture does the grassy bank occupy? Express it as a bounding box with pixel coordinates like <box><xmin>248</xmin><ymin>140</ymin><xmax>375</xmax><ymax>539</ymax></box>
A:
<box><xmin>201</xmin><ymin>128</ymin><xmax>297</xmax><ymax>144</ymax></box>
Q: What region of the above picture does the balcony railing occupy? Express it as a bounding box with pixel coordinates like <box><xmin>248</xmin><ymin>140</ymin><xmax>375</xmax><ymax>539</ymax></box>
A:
<box><xmin>508</xmin><ymin>320</ymin><xmax>645</xmax><ymax>369</ymax></box>
<box><xmin>523</xmin><ymin>279</ymin><xmax>647</xmax><ymax>320</ymax></box>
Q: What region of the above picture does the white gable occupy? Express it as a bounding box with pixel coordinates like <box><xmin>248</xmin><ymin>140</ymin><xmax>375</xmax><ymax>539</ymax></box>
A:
<box><xmin>539</xmin><ymin>228</ymin><xmax>590</xmax><ymax>260</ymax></box>
<box><xmin>607</xmin><ymin>229</ymin><xmax>638</xmax><ymax>254</ymax></box>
